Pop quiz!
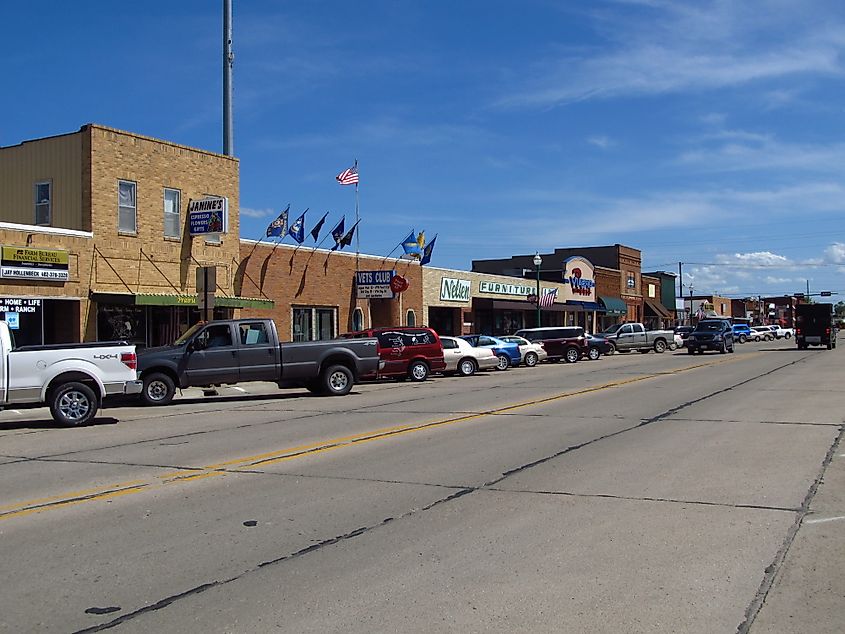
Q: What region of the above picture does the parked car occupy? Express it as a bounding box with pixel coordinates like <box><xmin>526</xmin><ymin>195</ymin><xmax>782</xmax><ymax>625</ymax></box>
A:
<box><xmin>731</xmin><ymin>323</ymin><xmax>753</xmax><ymax>343</ymax></box>
<box><xmin>138</xmin><ymin>319</ymin><xmax>381</xmax><ymax>403</ymax></box>
<box><xmin>795</xmin><ymin>303</ymin><xmax>837</xmax><ymax>350</ymax></box>
<box><xmin>672</xmin><ymin>333</ymin><xmax>684</xmax><ymax>350</ymax></box>
<box><xmin>460</xmin><ymin>335</ymin><xmax>521</xmax><ymax>370</ymax></box>
<box><xmin>513</xmin><ymin>326</ymin><xmax>588</xmax><ymax>363</ymax></box>
<box><xmin>686</xmin><ymin>319</ymin><xmax>735</xmax><ymax>354</ymax></box>
<box><xmin>750</xmin><ymin>326</ymin><xmax>774</xmax><ymax>342</ymax></box>
<box><xmin>767</xmin><ymin>325</ymin><xmax>793</xmax><ymax>339</ymax></box>
<box><xmin>598</xmin><ymin>322</ymin><xmax>674</xmax><ymax>354</ymax></box>
<box><xmin>585</xmin><ymin>334</ymin><xmax>612</xmax><ymax>360</ymax></box>
<box><xmin>0</xmin><ymin>320</ymin><xmax>142</xmax><ymax>426</ymax></box>
<box><xmin>341</xmin><ymin>326</ymin><xmax>446</xmax><ymax>381</ymax></box>
<box><xmin>439</xmin><ymin>336</ymin><xmax>499</xmax><ymax>376</ymax></box>
<box><xmin>498</xmin><ymin>335</ymin><xmax>547</xmax><ymax>367</ymax></box>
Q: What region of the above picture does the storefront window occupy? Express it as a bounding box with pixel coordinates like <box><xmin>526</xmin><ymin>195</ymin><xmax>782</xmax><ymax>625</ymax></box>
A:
<box><xmin>293</xmin><ymin>307</ymin><xmax>337</xmax><ymax>341</ymax></box>
<box><xmin>293</xmin><ymin>308</ymin><xmax>312</xmax><ymax>342</ymax></box>
<box><xmin>352</xmin><ymin>307</ymin><xmax>364</xmax><ymax>331</ymax></box>
<box><xmin>317</xmin><ymin>308</ymin><xmax>335</xmax><ymax>340</ymax></box>
<box><xmin>97</xmin><ymin>304</ymin><xmax>147</xmax><ymax>346</ymax></box>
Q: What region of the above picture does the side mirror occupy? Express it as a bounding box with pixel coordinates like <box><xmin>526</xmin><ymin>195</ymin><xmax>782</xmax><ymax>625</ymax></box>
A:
<box><xmin>190</xmin><ymin>337</ymin><xmax>207</xmax><ymax>352</ymax></box>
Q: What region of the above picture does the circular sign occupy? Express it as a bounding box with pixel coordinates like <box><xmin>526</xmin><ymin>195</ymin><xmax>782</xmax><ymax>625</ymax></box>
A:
<box><xmin>390</xmin><ymin>275</ymin><xmax>409</xmax><ymax>294</ymax></box>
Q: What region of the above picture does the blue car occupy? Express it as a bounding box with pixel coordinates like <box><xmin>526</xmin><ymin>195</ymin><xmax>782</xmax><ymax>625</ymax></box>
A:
<box><xmin>732</xmin><ymin>323</ymin><xmax>753</xmax><ymax>343</ymax></box>
<box><xmin>460</xmin><ymin>335</ymin><xmax>522</xmax><ymax>370</ymax></box>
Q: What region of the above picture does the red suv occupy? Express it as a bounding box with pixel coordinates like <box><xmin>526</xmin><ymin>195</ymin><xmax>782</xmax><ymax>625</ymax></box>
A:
<box><xmin>513</xmin><ymin>326</ymin><xmax>589</xmax><ymax>363</ymax></box>
<box><xmin>341</xmin><ymin>327</ymin><xmax>446</xmax><ymax>381</ymax></box>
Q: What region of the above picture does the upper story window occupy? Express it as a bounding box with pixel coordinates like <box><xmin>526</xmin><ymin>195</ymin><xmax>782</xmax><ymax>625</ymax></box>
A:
<box><xmin>626</xmin><ymin>272</ymin><xmax>636</xmax><ymax>289</ymax></box>
<box><xmin>118</xmin><ymin>180</ymin><xmax>137</xmax><ymax>234</ymax></box>
<box><xmin>34</xmin><ymin>181</ymin><xmax>51</xmax><ymax>225</ymax></box>
<box><xmin>406</xmin><ymin>309</ymin><xmax>416</xmax><ymax>326</ymax></box>
<box><xmin>164</xmin><ymin>188</ymin><xmax>181</xmax><ymax>238</ymax></box>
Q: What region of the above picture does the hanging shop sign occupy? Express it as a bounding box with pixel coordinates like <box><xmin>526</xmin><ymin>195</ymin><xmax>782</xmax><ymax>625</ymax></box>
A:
<box><xmin>478</xmin><ymin>280</ymin><xmax>533</xmax><ymax>296</ymax></box>
<box><xmin>561</xmin><ymin>256</ymin><xmax>596</xmax><ymax>301</ymax></box>
<box><xmin>440</xmin><ymin>277</ymin><xmax>471</xmax><ymax>302</ymax></box>
<box><xmin>355</xmin><ymin>270</ymin><xmax>396</xmax><ymax>299</ymax></box>
<box><xmin>0</xmin><ymin>246</ymin><xmax>69</xmax><ymax>281</ymax></box>
<box><xmin>390</xmin><ymin>274</ymin><xmax>409</xmax><ymax>294</ymax></box>
<box><xmin>188</xmin><ymin>197</ymin><xmax>228</xmax><ymax>236</ymax></box>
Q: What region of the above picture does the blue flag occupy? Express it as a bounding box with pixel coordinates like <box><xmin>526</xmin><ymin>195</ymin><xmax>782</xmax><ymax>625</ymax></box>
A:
<box><xmin>310</xmin><ymin>212</ymin><xmax>329</xmax><ymax>242</ymax></box>
<box><xmin>401</xmin><ymin>230</ymin><xmax>422</xmax><ymax>257</ymax></box>
<box><xmin>420</xmin><ymin>234</ymin><xmax>437</xmax><ymax>266</ymax></box>
<box><xmin>266</xmin><ymin>205</ymin><xmax>289</xmax><ymax>238</ymax></box>
<box><xmin>288</xmin><ymin>209</ymin><xmax>307</xmax><ymax>244</ymax></box>
<box><xmin>330</xmin><ymin>216</ymin><xmax>345</xmax><ymax>251</ymax></box>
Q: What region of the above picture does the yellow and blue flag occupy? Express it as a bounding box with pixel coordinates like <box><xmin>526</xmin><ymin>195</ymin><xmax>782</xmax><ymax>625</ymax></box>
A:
<box><xmin>402</xmin><ymin>230</ymin><xmax>422</xmax><ymax>258</ymax></box>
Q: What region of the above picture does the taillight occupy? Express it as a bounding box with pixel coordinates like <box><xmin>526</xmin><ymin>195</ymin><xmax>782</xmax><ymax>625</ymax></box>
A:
<box><xmin>796</xmin><ymin>328</ymin><xmax>801</xmax><ymax>335</ymax></box>
<box><xmin>825</xmin><ymin>327</ymin><xmax>831</xmax><ymax>335</ymax></box>
<box><xmin>121</xmin><ymin>352</ymin><xmax>137</xmax><ymax>370</ymax></box>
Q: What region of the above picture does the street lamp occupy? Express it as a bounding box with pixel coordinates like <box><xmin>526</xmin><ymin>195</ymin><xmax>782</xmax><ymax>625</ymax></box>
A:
<box><xmin>533</xmin><ymin>252</ymin><xmax>542</xmax><ymax>327</ymax></box>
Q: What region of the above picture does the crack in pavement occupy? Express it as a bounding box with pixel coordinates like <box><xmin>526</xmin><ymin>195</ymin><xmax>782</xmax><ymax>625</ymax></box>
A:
<box><xmin>662</xmin><ymin>417</ymin><xmax>839</xmax><ymax>427</ymax></box>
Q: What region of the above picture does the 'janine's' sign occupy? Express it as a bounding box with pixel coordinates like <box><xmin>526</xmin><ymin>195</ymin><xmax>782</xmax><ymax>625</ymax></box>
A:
<box><xmin>188</xmin><ymin>197</ymin><xmax>228</xmax><ymax>236</ymax></box>
<box><xmin>440</xmin><ymin>278</ymin><xmax>471</xmax><ymax>302</ymax></box>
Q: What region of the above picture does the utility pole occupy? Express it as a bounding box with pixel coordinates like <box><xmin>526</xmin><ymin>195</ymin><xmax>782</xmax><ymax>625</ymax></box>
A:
<box><xmin>223</xmin><ymin>0</ymin><xmax>234</xmax><ymax>156</ymax></box>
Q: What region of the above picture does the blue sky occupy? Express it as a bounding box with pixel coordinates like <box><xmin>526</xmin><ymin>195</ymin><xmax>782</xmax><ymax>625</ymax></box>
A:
<box><xmin>4</xmin><ymin>0</ymin><xmax>845</xmax><ymax>299</ymax></box>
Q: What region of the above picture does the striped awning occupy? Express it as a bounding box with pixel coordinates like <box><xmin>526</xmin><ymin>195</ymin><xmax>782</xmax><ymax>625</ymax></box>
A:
<box><xmin>90</xmin><ymin>292</ymin><xmax>274</xmax><ymax>309</ymax></box>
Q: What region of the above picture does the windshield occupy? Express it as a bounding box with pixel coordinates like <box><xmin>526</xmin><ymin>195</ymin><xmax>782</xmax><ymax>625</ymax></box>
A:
<box><xmin>694</xmin><ymin>321</ymin><xmax>722</xmax><ymax>332</ymax></box>
<box><xmin>601</xmin><ymin>324</ymin><xmax>622</xmax><ymax>335</ymax></box>
<box><xmin>173</xmin><ymin>323</ymin><xmax>204</xmax><ymax>345</ymax></box>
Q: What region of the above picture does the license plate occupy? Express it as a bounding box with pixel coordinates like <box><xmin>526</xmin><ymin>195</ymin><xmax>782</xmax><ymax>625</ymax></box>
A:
<box><xmin>806</xmin><ymin>336</ymin><xmax>821</xmax><ymax>344</ymax></box>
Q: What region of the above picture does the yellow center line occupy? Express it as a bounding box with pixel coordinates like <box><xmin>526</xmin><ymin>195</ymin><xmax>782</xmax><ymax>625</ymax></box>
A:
<box><xmin>0</xmin><ymin>351</ymin><xmax>765</xmax><ymax>521</ymax></box>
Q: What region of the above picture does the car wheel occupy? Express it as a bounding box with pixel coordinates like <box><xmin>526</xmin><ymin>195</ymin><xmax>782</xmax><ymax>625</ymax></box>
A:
<box><xmin>49</xmin><ymin>381</ymin><xmax>98</xmax><ymax>427</ymax></box>
<box><xmin>321</xmin><ymin>364</ymin><xmax>353</xmax><ymax>396</ymax></box>
<box><xmin>458</xmin><ymin>358</ymin><xmax>477</xmax><ymax>377</ymax></box>
<box><xmin>606</xmin><ymin>343</ymin><xmax>616</xmax><ymax>355</ymax></box>
<box><xmin>669</xmin><ymin>342</ymin><xmax>678</xmax><ymax>351</ymax></box>
<box><xmin>785</xmin><ymin>332</ymin><xmax>791</xmax><ymax>339</ymax></box>
<box><xmin>523</xmin><ymin>351</ymin><xmax>539</xmax><ymax>367</ymax></box>
<box><xmin>408</xmin><ymin>360</ymin><xmax>430</xmax><ymax>382</ymax></box>
<box><xmin>739</xmin><ymin>334</ymin><xmax>747</xmax><ymax>344</ymax></box>
<box><xmin>142</xmin><ymin>372</ymin><xmax>176</xmax><ymax>406</ymax></box>
<box><xmin>720</xmin><ymin>340</ymin><xmax>727</xmax><ymax>354</ymax></box>
<box><xmin>495</xmin><ymin>354</ymin><xmax>511</xmax><ymax>371</ymax></box>
<box><xmin>653</xmin><ymin>339</ymin><xmax>667</xmax><ymax>353</ymax></box>
<box><xmin>687</xmin><ymin>347</ymin><xmax>695</xmax><ymax>355</ymax></box>
<box><xmin>587</xmin><ymin>346</ymin><xmax>601</xmax><ymax>361</ymax></box>
<box><xmin>564</xmin><ymin>347</ymin><xmax>579</xmax><ymax>363</ymax></box>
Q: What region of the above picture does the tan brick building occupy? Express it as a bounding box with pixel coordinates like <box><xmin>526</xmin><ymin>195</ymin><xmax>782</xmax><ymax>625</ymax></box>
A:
<box><xmin>0</xmin><ymin>124</ymin><xmax>263</xmax><ymax>346</ymax></box>
<box><xmin>237</xmin><ymin>242</ymin><xmax>423</xmax><ymax>339</ymax></box>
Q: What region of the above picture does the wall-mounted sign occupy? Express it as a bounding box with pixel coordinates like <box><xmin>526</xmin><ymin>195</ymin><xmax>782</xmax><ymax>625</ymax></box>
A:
<box><xmin>0</xmin><ymin>247</ymin><xmax>69</xmax><ymax>282</ymax></box>
<box><xmin>390</xmin><ymin>275</ymin><xmax>409</xmax><ymax>294</ymax></box>
<box><xmin>188</xmin><ymin>197</ymin><xmax>228</xmax><ymax>235</ymax></box>
<box><xmin>4</xmin><ymin>312</ymin><xmax>19</xmax><ymax>329</ymax></box>
<box><xmin>355</xmin><ymin>270</ymin><xmax>396</xmax><ymax>299</ymax></box>
<box><xmin>478</xmin><ymin>280</ymin><xmax>533</xmax><ymax>296</ymax></box>
<box><xmin>561</xmin><ymin>257</ymin><xmax>596</xmax><ymax>300</ymax></box>
<box><xmin>440</xmin><ymin>277</ymin><xmax>471</xmax><ymax>302</ymax></box>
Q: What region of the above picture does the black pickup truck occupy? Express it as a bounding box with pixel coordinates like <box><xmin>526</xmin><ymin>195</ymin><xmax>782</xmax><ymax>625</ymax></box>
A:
<box><xmin>136</xmin><ymin>318</ymin><xmax>379</xmax><ymax>405</ymax></box>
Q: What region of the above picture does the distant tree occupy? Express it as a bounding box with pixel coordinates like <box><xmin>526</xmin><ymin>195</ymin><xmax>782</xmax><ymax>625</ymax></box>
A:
<box><xmin>835</xmin><ymin>301</ymin><xmax>845</xmax><ymax>319</ymax></box>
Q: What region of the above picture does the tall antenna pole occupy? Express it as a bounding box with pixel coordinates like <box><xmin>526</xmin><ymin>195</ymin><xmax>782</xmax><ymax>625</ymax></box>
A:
<box><xmin>223</xmin><ymin>0</ymin><xmax>234</xmax><ymax>156</ymax></box>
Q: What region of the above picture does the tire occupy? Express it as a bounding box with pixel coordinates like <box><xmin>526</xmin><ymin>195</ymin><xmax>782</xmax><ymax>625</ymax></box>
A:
<box><xmin>523</xmin><ymin>351</ymin><xmax>539</xmax><ymax>367</ymax></box>
<box><xmin>320</xmin><ymin>364</ymin><xmax>353</xmax><ymax>395</ymax></box>
<box><xmin>739</xmin><ymin>334</ymin><xmax>747</xmax><ymax>344</ymax></box>
<box><xmin>408</xmin><ymin>360</ymin><xmax>430</xmax><ymax>382</ymax></box>
<box><xmin>457</xmin><ymin>358</ymin><xmax>477</xmax><ymax>377</ymax></box>
<box><xmin>495</xmin><ymin>354</ymin><xmax>511</xmax><ymax>371</ymax></box>
<box><xmin>687</xmin><ymin>347</ymin><xmax>695</xmax><ymax>355</ymax></box>
<box><xmin>653</xmin><ymin>339</ymin><xmax>667</xmax><ymax>353</ymax></box>
<box><xmin>141</xmin><ymin>372</ymin><xmax>176</xmax><ymax>406</ymax></box>
<box><xmin>587</xmin><ymin>347</ymin><xmax>601</xmax><ymax>361</ymax></box>
<box><xmin>564</xmin><ymin>347</ymin><xmax>580</xmax><ymax>363</ymax></box>
<box><xmin>606</xmin><ymin>343</ymin><xmax>616</xmax><ymax>356</ymax></box>
<box><xmin>49</xmin><ymin>381</ymin><xmax>98</xmax><ymax>427</ymax></box>
<box><xmin>669</xmin><ymin>342</ymin><xmax>678</xmax><ymax>351</ymax></box>
<box><xmin>638</xmin><ymin>349</ymin><xmax>650</xmax><ymax>354</ymax></box>
<box><xmin>827</xmin><ymin>341</ymin><xmax>833</xmax><ymax>350</ymax></box>
<box><xmin>719</xmin><ymin>340</ymin><xmax>727</xmax><ymax>354</ymax></box>
<box><xmin>785</xmin><ymin>332</ymin><xmax>791</xmax><ymax>339</ymax></box>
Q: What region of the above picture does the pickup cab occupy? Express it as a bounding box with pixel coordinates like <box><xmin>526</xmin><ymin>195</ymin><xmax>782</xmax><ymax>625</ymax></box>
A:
<box><xmin>0</xmin><ymin>320</ymin><xmax>142</xmax><ymax>426</ymax></box>
<box><xmin>599</xmin><ymin>322</ymin><xmax>675</xmax><ymax>354</ymax></box>
<box><xmin>136</xmin><ymin>318</ymin><xmax>379</xmax><ymax>405</ymax></box>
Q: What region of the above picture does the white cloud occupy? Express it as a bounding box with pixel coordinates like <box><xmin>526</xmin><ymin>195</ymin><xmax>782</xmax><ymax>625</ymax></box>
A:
<box><xmin>824</xmin><ymin>242</ymin><xmax>845</xmax><ymax>263</ymax></box>
<box><xmin>716</xmin><ymin>251</ymin><xmax>791</xmax><ymax>267</ymax></box>
<box><xmin>588</xmin><ymin>135</ymin><xmax>615</xmax><ymax>149</ymax></box>
<box><xmin>240</xmin><ymin>207</ymin><xmax>274</xmax><ymax>219</ymax></box>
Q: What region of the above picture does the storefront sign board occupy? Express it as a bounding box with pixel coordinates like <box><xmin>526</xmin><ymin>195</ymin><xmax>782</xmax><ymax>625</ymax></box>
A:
<box><xmin>478</xmin><ymin>280</ymin><xmax>534</xmax><ymax>296</ymax></box>
<box><xmin>561</xmin><ymin>257</ymin><xmax>596</xmax><ymax>301</ymax></box>
<box><xmin>188</xmin><ymin>197</ymin><xmax>228</xmax><ymax>235</ymax></box>
<box><xmin>440</xmin><ymin>278</ymin><xmax>471</xmax><ymax>302</ymax></box>
<box><xmin>355</xmin><ymin>270</ymin><xmax>396</xmax><ymax>299</ymax></box>
<box><xmin>0</xmin><ymin>246</ymin><xmax>69</xmax><ymax>281</ymax></box>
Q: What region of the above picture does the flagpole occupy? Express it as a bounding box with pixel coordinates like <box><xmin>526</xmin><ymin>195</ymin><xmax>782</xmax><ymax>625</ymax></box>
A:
<box><xmin>354</xmin><ymin>159</ymin><xmax>360</xmax><ymax>271</ymax></box>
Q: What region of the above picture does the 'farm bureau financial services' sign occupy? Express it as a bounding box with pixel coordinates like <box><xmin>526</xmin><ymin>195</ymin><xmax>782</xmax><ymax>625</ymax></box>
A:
<box><xmin>188</xmin><ymin>197</ymin><xmax>228</xmax><ymax>236</ymax></box>
<box><xmin>0</xmin><ymin>246</ymin><xmax>69</xmax><ymax>281</ymax></box>
<box><xmin>356</xmin><ymin>270</ymin><xmax>396</xmax><ymax>299</ymax></box>
<box><xmin>440</xmin><ymin>278</ymin><xmax>471</xmax><ymax>302</ymax></box>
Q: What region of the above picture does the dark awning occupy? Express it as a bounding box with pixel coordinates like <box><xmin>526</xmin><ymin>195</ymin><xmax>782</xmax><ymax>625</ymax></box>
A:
<box><xmin>599</xmin><ymin>295</ymin><xmax>627</xmax><ymax>316</ymax></box>
<box><xmin>488</xmin><ymin>299</ymin><xmax>574</xmax><ymax>312</ymax></box>
<box><xmin>567</xmin><ymin>300</ymin><xmax>606</xmax><ymax>312</ymax></box>
<box><xmin>90</xmin><ymin>292</ymin><xmax>274</xmax><ymax>309</ymax></box>
<box><xmin>644</xmin><ymin>299</ymin><xmax>672</xmax><ymax>319</ymax></box>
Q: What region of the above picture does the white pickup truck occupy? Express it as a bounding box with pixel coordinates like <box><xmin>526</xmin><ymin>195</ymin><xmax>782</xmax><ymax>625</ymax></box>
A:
<box><xmin>0</xmin><ymin>321</ymin><xmax>142</xmax><ymax>426</ymax></box>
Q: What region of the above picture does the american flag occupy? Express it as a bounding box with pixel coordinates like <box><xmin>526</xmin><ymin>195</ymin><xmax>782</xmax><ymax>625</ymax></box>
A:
<box><xmin>336</xmin><ymin>162</ymin><xmax>359</xmax><ymax>186</ymax></box>
<box><xmin>539</xmin><ymin>288</ymin><xmax>558</xmax><ymax>308</ymax></box>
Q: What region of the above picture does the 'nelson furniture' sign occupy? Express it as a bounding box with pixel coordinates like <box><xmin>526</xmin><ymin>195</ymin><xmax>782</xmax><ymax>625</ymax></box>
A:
<box><xmin>440</xmin><ymin>278</ymin><xmax>471</xmax><ymax>302</ymax></box>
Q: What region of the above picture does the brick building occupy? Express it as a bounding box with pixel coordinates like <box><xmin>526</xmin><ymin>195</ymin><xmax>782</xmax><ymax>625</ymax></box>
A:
<box><xmin>0</xmin><ymin>124</ymin><xmax>265</xmax><ymax>346</ymax></box>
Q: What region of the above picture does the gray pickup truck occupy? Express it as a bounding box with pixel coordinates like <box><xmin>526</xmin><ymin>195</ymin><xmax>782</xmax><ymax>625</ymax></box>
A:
<box><xmin>136</xmin><ymin>318</ymin><xmax>379</xmax><ymax>405</ymax></box>
<box><xmin>599</xmin><ymin>322</ymin><xmax>675</xmax><ymax>354</ymax></box>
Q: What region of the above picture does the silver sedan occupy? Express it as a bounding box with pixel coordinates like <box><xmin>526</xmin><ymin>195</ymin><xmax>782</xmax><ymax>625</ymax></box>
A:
<box><xmin>439</xmin><ymin>336</ymin><xmax>500</xmax><ymax>376</ymax></box>
<box><xmin>499</xmin><ymin>335</ymin><xmax>548</xmax><ymax>367</ymax></box>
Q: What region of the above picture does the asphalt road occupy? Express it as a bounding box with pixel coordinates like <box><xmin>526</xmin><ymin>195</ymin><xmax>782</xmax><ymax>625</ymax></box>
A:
<box><xmin>1</xmin><ymin>339</ymin><xmax>843</xmax><ymax>633</ymax></box>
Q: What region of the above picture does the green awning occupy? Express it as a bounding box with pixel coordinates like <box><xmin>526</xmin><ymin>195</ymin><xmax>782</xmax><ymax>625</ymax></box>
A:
<box><xmin>91</xmin><ymin>292</ymin><xmax>274</xmax><ymax>309</ymax></box>
<box><xmin>135</xmin><ymin>293</ymin><xmax>197</xmax><ymax>306</ymax></box>
<box><xmin>599</xmin><ymin>295</ymin><xmax>627</xmax><ymax>316</ymax></box>
<box><xmin>216</xmin><ymin>296</ymin><xmax>275</xmax><ymax>309</ymax></box>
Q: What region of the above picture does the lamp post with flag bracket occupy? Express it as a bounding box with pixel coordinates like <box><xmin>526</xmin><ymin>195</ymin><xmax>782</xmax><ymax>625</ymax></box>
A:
<box><xmin>533</xmin><ymin>252</ymin><xmax>542</xmax><ymax>328</ymax></box>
